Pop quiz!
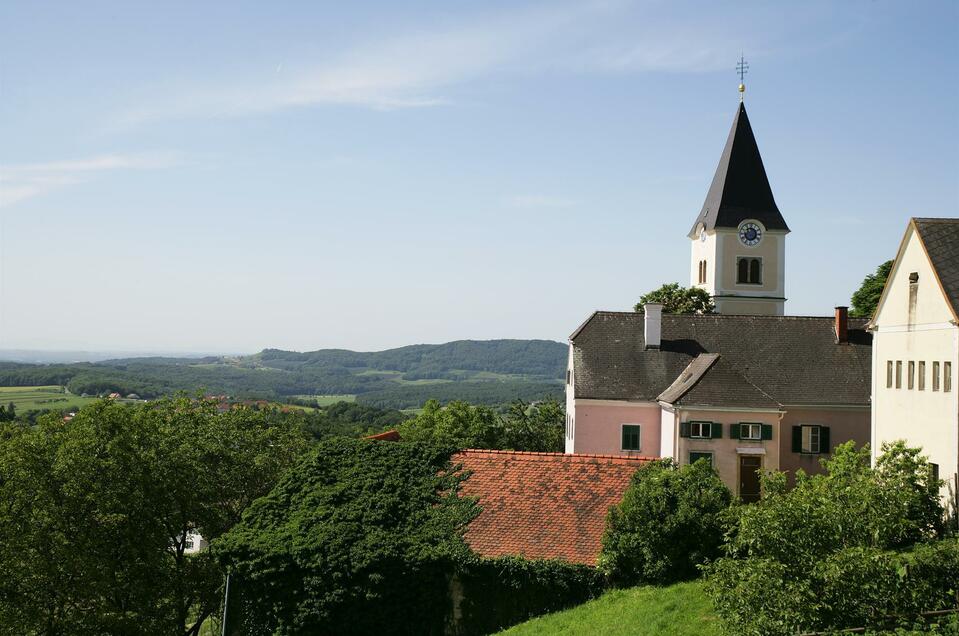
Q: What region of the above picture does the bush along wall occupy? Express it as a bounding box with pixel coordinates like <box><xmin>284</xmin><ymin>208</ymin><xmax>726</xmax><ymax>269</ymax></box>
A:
<box><xmin>451</xmin><ymin>556</ymin><xmax>608</xmax><ymax>635</ymax></box>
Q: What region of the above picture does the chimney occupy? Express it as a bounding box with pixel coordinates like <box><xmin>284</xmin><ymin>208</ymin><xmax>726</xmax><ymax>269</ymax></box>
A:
<box><xmin>644</xmin><ymin>303</ymin><xmax>663</xmax><ymax>350</ymax></box>
<box><xmin>835</xmin><ymin>306</ymin><xmax>848</xmax><ymax>344</ymax></box>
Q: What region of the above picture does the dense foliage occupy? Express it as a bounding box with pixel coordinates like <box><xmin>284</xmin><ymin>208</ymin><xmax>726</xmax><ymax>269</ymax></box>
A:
<box><xmin>216</xmin><ymin>438</ymin><xmax>477</xmax><ymax>635</ymax></box>
<box><xmin>850</xmin><ymin>259</ymin><xmax>893</xmax><ymax>318</ymax></box>
<box><xmin>635</xmin><ymin>283</ymin><xmax>716</xmax><ymax>314</ymax></box>
<box><xmin>0</xmin><ymin>340</ymin><xmax>566</xmax><ymax>407</ymax></box>
<box><xmin>0</xmin><ymin>398</ymin><xmax>310</xmax><ymax>636</ymax></box>
<box><xmin>456</xmin><ymin>556</ymin><xmax>607</xmax><ymax>635</ymax></box>
<box><xmin>704</xmin><ymin>441</ymin><xmax>949</xmax><ymax>636</ymax></box>
<box><xmin>600</xmin><ymin>459</ymin><xmax>733</xmax><ymax>585</ymax></box>
<box><xmin>298</xmin><ymin>401</ymin><xmax>410</xmax><ymax>439</ymax></box>
<box><xmin>397</xmin><ymin>398</ymin><xmax>565</xmax><ymax>451</ymax></box>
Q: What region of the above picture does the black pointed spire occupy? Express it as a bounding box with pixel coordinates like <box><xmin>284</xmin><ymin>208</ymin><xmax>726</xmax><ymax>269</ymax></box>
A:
<box><xmin>688</xmin><ymin>103</ymin><xmax>789</xmax><ymax>237</ymax></box>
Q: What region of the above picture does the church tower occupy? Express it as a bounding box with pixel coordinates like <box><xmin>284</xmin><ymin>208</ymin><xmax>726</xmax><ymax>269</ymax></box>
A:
<box><xmin>689</xmin><ymin>89</ymin><xmax>790</xmax><ymax>316</ymax></box>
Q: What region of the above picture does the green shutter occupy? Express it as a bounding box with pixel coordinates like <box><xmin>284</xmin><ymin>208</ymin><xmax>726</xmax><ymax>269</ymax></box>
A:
<box><xmin>711</xmin><ymin>422</ymin><xmax>722</xmax><ymax>439</ymax></box>
<box><xmin>791</xmin><ymin>426</ymin><xmax>802</xmax><ymax>453</ymax></box>
<box><xmin>761</xmin><ymin>424</ymin><xmax>773</xmax><ymax>440</ymax></box>
<box><xmin>679</xmin><ymin>421</ymin><xmax>690</xmax><ymax>438</ymax></box>
<box><xmin>730</xmin><ymin>423</ymin><xmax>741</xmax><ymax>439</ymax></box>
<box><xmin>819</xmin><ymin>426</ymin><xmax>831</xmax><ymax>454</ymax></box>
<box><xmin>622</xmin><ymin>427</ymin><xmax>629</xmax><ymax>449</ymax></box>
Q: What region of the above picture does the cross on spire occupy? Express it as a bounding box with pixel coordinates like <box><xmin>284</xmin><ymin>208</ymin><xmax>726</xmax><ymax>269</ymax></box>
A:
<box><xmin>737</xmin><ymin>55</ymin><xmax>749</xmax><ymax>102</ymax></box>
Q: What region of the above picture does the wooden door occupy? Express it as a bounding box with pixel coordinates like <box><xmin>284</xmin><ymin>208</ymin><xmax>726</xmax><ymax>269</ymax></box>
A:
<box><xmin>739</xmin><ymin>455</ymin><xmax>762</xmax><ymax>503</ymax></box>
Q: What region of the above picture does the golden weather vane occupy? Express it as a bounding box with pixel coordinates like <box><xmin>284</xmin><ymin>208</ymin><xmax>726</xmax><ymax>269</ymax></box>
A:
<box><xmin>737</xmin><ymin>55</ymin><xmax>749</xmax><ymax>102</ymax></box>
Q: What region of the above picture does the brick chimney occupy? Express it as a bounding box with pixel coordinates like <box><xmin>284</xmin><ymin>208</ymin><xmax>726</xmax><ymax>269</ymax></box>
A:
<box><xmin>835</xmin><ymin>306</ymin><xmax>848</xmax><ymax>344</ymax></box>
<box><xmin>644</xmin><ymin>303</ymin><xmax>663</xmax><ymax>350</ymax></box>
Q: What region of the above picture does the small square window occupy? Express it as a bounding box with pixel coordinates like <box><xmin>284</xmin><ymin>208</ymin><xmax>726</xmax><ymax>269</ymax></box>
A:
<box><xmin>801</xmin><ymin>425</ymin><xmax>821</xmax><ymax>454</ymax></box>
<box><xmin>690</xmin><ymin>421</ymin><xmax>712</xmax><ymax>438</ymax></box>
<box><xmin>741</xmin><ymin>423</ymin><xmax>762</xmax><ymax>440</ymax></box>
<box><xmin>689</xmin><ymin>452</ymin><xmax>713</xmax><ymax>467</ymax></box>
<box><xmin>621</xmin><ymin>425</ymin><xmax>641</xmax><ymax>451</ymax></box>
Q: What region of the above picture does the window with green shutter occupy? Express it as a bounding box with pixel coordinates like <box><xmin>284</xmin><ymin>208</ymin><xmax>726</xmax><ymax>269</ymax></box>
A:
<box><xmin>621</xmin><ymin>424</ymin><xmax>641</xmax><ymax>451</ymax></box>
<box><xmin>792</xmin><ymin>425</ymin><xmax>830</xmax><ymax>454</ymax></box>
<box><xmin>689</xmin><ymin>421</ymin><xmax>712</xmax><ymax>438</ymax></box>
<box><xmin>740</xmin><ymin>423</ymin><xmax>762</xmax><ymax>440</ymax></box>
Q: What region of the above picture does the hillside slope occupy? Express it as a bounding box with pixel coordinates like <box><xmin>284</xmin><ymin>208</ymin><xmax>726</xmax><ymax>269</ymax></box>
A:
<box><xmin>499</xmin><ymin>581</ymin><xmax>721</xmax><ymax>636</ymax></box>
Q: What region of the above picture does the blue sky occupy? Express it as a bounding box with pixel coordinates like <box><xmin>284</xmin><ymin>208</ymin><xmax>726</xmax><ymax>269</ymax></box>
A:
<box><xmin>0</xmin><ymin>1</ymin><xmax>956</xmax><ymax>353</ymax></box>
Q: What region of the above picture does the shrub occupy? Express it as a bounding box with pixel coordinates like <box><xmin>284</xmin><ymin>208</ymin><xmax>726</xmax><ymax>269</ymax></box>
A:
<box><xmin>600</xmin><ymin>458</ymin><xmax>733</xmax><ymax>585</ymax></box>
<box><xmin>216</xmin><ymin>438</ymin><xmax>478</xmax><ymax>635</ymax></box>
<box><xmin>704</xmin><ymin>441</ymin><xmax>947</xmax><ymax>636</ymax></box>
<box><xmin>455</xmin><ymin>556</ymin><xmax>607</xmax><ymax>635</ymax></box>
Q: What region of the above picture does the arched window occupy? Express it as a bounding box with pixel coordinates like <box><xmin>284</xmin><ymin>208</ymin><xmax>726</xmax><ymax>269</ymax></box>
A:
<box><xmin>737</xmin><ymin>258</ymin><xmax>762</xmax><ymax>284</ymax></box>
<box><xmin>702</xmin><ymin>260</ymin><xmax>707</xmax><ymax>284</ymax></box>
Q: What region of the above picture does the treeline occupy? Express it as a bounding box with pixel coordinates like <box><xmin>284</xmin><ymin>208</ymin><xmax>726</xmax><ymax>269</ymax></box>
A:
<box><xmin>356</xmin><ymin>381</ymin><xmax>564</xmax><ymax>410</ymax></box>
<box><xmin>252</xmin><ymin>339</ymin><xmax>566</xmax><ymax>378</ymax></box>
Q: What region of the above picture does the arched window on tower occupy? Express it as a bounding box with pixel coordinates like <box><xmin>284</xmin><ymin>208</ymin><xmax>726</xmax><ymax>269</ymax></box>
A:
<box><xmin>737</xmin><ymin>258</ymin><xmax>762</xmax><ymax>284</ymax></box>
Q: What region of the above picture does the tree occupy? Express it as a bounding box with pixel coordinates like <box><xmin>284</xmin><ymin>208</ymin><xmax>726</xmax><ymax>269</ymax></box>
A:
<box><xmin>704</xmin><ymin>441</ymin><xmax>947</xmax><ymax>636</ymax></box>
<box><xmin>600</xmin><ymin>458</ymin><xmax>732</xmax><ymax>585</ymax></box>
<box><xmin>0</xmin><ymin>397</ymin><xmax>310</xmax><ymax>635</ymax></box>
<box><xmin>396</xmin><ymin>398</ymin><xmax>566</xmax><ymax>452</ymax></box>
<box><xmin>634</xmin><ymin>283</ymin><xmax>715</xmax><ymax>314</ymax></box>
<box><xmin>850</xmin><ymin>260</ymin><xmax>893</xmax><ymax>318</ymax></box>
<box><xmin>216</xmin><ymin>438</ymin><xmax>478</xmax><ymax>635</ymax></box>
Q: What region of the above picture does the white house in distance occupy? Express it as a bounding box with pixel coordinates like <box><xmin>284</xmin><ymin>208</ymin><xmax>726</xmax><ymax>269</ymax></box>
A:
<box><xmin>870</xmin><ymin>217</ymin><xmax>959</xmax><ymax>510</ymax></box>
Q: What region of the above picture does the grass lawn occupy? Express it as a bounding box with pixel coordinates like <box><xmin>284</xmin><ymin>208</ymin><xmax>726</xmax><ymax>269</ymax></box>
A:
<box><xmin>498</xmin><ymin>580</ymin><xmax>721</xmax><ymax>636</ymax></box>
<box><xmin>0</xmin><ymin>385</ymin><xmax>98</xmax><ymax>412</ymax></box>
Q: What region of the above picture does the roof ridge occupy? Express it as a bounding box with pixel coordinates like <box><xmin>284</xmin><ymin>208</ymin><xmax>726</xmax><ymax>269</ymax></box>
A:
<box><xmin>591</xmin><ymin>310</ymin><xmax>869</xmax><ymax>321</ymax></box>
<box><xmin>456</xmin><ymin>449</ymin><xmax>655</xmax><ymax>463</ymax></box>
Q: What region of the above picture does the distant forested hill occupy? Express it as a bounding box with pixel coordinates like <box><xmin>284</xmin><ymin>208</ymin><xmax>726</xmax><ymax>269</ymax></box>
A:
<box><xmin>0</xmin><ymin>340</ymin><xmax>567</xmax><ymax>409</ymax></box>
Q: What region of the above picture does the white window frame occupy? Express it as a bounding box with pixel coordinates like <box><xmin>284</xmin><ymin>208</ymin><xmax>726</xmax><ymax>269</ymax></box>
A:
<box><xmin>741</xmin><ymin>423</ymin><xmax>762</xmax><ymax>440</ymax></box>
<box><xmin>689</xmin><ymin>421</ymin><xmax>712</xmax><ymax>439</ymax></box>
<box><xmin>621</xmin><ymin>424</ymin><xmax>642</xmax><ymax>452</ymax></box>
<box><xmin>801</xmin><ymin>425</ymin><xmax>821</xmax><ymax>454</ymax></box>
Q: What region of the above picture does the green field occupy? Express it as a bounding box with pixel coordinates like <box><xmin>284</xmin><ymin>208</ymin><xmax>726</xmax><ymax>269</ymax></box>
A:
<box><xmin>292</xmin><ymin>394</ymin><xmax>356</xmax><ymax>406</ymax></box>
<box><xmin>0</xmin><ymin>385</ymin><xmax>98</xmax><ymax>412</ymax></box>
<box><xmin>499</xmin><ymin>581</ymin><xmax>720</xmax><ymax>636</ymax></box>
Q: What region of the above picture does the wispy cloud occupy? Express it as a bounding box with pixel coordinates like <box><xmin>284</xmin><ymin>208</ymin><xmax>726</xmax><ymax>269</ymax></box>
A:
<box><xmin>505</xmin><ymin>194</ymin><xmax>577</xmax><ymax>209</ymax></box>
<box><xmin>113</xmin><ymin>2</ymin><xmax>745</xmax><ymax>127</ymax></box>
<box><xmin>0</xmin><ymin>152</ymin><xmax>180</xmax><ymax>207</ymax></box>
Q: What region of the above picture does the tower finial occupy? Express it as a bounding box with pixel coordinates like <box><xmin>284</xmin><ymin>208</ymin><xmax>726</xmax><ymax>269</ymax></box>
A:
<box><xmin>736</xmin><ymin>55</ymin><xmax>749</xmax><ymax>102</ymax></box>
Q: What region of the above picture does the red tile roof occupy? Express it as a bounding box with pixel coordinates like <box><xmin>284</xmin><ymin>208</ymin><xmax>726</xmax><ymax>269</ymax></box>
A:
<box><xmin>365</xmin><ymin>430</ymin><xmax>401</xmax><ymax>442</ymax></box>
<box><xmin>454</xmin><ymin>450</ymin><xmax>654</xmax><ymax>565</ymax></box>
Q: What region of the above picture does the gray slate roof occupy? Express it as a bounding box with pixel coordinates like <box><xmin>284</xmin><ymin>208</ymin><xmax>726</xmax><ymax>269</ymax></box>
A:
<box><xmin>688</xmin><ymin>103</ymin><xmax>789</xmax><ymax>237</ymax></box>
<box><xmin>914</xmin><ymin>218</ymin><xmax>959</xmax><ymax>318</ymax></box>
<box><xmin>571</xmin><ymin>312</ymin><xmax>871</xmax><ymax>408</ymax></box>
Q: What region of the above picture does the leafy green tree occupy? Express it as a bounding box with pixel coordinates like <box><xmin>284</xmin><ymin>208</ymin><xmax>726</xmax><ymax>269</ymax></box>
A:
<box><xmin>600</xmin><ymin>458</ymin><xmax>732</xmax><ymax>585</ymax></box>
<box><xmin>634</xmin><ymin>283</ymin><xmax>715</xmax><ymax>314</ymax></box>
<box><xmin>704</xmin><ymin>441</ymin><xmax>946</xmax><ymax>636</ymax></box>
<box><xmin>499</xmin><ymin>398</ymin><xmax>565</xmax><ymax>452</ymax></box>
<box><xmin>216</xmin><ymin>437</ymin><xmax>478</xmax><ymax>635</ymax></box>
<box><xmin>0</xmin><ymin>397</ymin><xmax>310</xmax><ymax>635</ymax></box>
<box><xmin>398</xmin><ymin>399</ymin><xmax>500</xmax><ymax>448</ymax></box>
<box><xmin>850</xmin><ymin>259</ymin><xmax>893</xmax><ymax>318</ymax></box>
<box><xmin>397</xmin><ymin>398</ymin><xmax>565</xmax><ymax>452</ymax></box>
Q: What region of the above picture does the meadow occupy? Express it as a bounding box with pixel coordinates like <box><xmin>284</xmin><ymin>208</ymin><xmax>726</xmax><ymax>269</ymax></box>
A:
<box><xmin>0</xmin><ymin>385</ymin><xmax>97</xmax><ymax>412</ymax></box>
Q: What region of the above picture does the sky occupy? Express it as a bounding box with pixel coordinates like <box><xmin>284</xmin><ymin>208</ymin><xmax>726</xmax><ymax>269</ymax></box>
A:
<box><xmin>0</xmin><ymin>1</ymin><xmax>957</xmax><ymax>354</ymax></box>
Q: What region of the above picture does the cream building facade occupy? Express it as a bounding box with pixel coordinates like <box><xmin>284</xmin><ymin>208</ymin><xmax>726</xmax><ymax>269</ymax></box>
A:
<box><xmin>870</xmin><ymin>218</ymin><xmax>959</xmax><ymax>511</ymax></box>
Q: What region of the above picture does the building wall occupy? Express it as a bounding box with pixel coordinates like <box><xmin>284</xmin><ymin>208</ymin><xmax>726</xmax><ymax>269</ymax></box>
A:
<box><xmin>568</xmin><ymin>400</ymin><xmax>662</xmax><ymax>457</ymax></box>
<box><xmin>676</xmin><ymin>409</ymin><xmax>781</xmax><ymax>499</ymax></box>
<box><xmin>871</xmin><ymin>225</ymin><xmax>959</xmax><ymax>503</ymax></box>
<box><xmin>715</xmin><ymin>299</ymin><xmax>783</xmax><ymax>316</ymax></box>
<box><xmin>779</xmin><ymin>406</ymin><xmax>871</xmax><ymax>485</ymax></box>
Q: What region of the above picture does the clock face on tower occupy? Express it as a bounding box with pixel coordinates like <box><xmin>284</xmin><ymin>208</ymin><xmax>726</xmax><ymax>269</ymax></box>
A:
<box><xmin>738</xmin><ymin>222</ymin><xmax>763</xmax><ymax>246</ymax></box>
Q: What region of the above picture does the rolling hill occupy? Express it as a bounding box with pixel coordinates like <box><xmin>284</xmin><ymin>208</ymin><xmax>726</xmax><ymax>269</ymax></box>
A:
<box><xmin>0</xmin><ymin>339</ymin><xmax>568</xmax><ymax>410</ymax></box>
